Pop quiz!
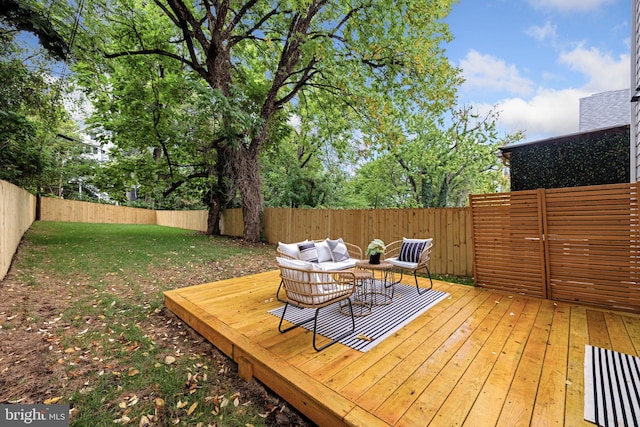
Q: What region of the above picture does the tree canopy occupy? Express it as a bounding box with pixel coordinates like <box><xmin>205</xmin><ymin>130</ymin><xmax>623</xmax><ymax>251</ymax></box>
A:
<box><xmin>0</xmin><ymin>4</ymin><xmax>86</xmax><ymax>194</ymax></box>
<box><xmin>1</xmin><ymin>0</ymin><xmax>525</xmax><ymax>234</ymax></box>
<box><xmin>74</xmin><ymin>0</ymin><xmax>462</xmax><ymax>241</ymax></box>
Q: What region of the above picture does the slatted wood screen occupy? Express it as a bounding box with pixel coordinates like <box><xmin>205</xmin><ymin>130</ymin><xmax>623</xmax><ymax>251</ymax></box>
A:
<box><xmin>470</xmin><ymin>190</ymin><xmax>546</xmax><ymax>298</ymax></box>
<box><xmin>544</xmin><ymin>184</ymin><xmax>640</xmax><ymax>312</ymax></box>
<box><xmin>471</xmin><ymin>183</ymin><xmax>640</xmax><ymax>313</ymax></box>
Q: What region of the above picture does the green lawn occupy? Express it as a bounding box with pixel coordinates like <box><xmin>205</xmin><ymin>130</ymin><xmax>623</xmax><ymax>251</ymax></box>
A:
<box><xmin>2</xmin><ymin>222</ymin><xmax>289</xmax><ymax>427</ymax></box>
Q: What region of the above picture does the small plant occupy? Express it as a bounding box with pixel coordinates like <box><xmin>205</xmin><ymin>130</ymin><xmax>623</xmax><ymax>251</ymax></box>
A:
<box><xmin>365</xmin><ymin>238</ymin><xmax>386</xmax><ymax>256</ymax></box>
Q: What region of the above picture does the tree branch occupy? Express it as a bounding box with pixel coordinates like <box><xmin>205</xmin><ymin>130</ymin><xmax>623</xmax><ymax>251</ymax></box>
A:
<box><xmin>162</xmin><ymin>171</ymin><xmax>208</xmax><ymax>197</ymax></box>
<box><xmin>104</xmin><ymin>48</ymin><xmax>199</xmax><ymax>71</ymax></box>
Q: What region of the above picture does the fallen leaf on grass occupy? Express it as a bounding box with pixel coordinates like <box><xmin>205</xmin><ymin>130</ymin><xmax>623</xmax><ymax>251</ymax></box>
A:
<box><xmin>128</xmin><ymin>395</ymin><xmax>139</xmax><ymax>406</ymax></box>
<box><xmin>164</xmin><ymin>356</ymin><xmax>176</xmax><ymax>365</ymax></box>
<box><xmin>113</xmin><ymin>415</ymin><xmax>131</xmax><ymax>424</ymax></box>
<box><xmin>176</xmin><ymin>400</ymin><xmax>188</xmax><ymax>409</ymax></box>
<box><xmin>44</xmin><ymin>396</ymin><xmax>62</xmax><ymax>404</ymax></box>
<box><xmin>187</xmin><ymin>402</ymin><xmax>198</xmax><ymax>416</ymax></box>
<box><xmin>139</xmin><ymin>415</ymin><xmax>151</xmax><ymax>427</ymax></box>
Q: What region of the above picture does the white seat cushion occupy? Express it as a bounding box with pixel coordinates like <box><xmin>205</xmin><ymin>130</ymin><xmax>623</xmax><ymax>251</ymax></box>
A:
<box><xmin>387</xmin><ymin>257</ymin><xmax>418</xmax><ymax>270</ymax></box>
<box><xmin>277</xmin><ymin>257</ymin><xmax>349</xmax><ymax>304</ymax></box>
<box><xmin>314</xmin><ymin>259</ymin><xmax>357</xmax><ymax>271</ymax></box>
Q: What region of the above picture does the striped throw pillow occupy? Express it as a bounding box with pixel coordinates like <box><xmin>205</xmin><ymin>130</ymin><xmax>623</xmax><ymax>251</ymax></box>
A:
<box><xmin>297</xmin><ymin>242</ymin><xmax>319</xmax><ymax>263</ymax></box>
<box><xmin>398</xmin><ymin>239</ymin><xmax>427</xmax><ymax>263</ymax></box>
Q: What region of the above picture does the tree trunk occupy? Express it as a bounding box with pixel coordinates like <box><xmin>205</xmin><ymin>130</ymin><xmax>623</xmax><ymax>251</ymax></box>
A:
<box><xmin>207</xmin><ymin>198</ymin><xmax>221</xmax><ymax>235</ymax></box>
<box><xmin>236</xmin><ymin>144</ymin><xmax>263</xmax><ymax>243</ymax></box>
<box><xmin>204</xmin><ymin>138</ymin><xmax>239</xmax><ymax>236</ymax></box>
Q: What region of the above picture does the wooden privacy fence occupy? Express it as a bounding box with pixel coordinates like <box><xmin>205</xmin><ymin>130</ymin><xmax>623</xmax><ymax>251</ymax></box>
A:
<box><xmin>0</xmin><ymin>180</ymin><xmax>36</xmax><ymax>280</ymax></box>
<box><xmin>1</xmin><ymin>192</ymin><xmax>472</xmax><ymax>278</ymax></box>
<box><xmin>41</xmin><ymin>197</ymin><xmax>156</xmax><ymax>225</ymax></box>
<box><xmin>470</xmin><ymin>183</ymin><xmax>640</xmax><ymax>313</ymax></box>
<box><xmin>221</xmin><ymin>207</ymin><xmax>473</xmax><ymax>277</ymax></box>
<box><xmin>40</xmin><ymin>197</ymin><xmax>207</xmax><ymax>231</ymax></box>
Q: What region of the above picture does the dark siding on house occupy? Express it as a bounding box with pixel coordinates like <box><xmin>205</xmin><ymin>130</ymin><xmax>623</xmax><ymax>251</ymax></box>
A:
<box><xmin>503</xmin><ymin>126</ymin><xmax>630</xmax><ymax>191</ymax></box>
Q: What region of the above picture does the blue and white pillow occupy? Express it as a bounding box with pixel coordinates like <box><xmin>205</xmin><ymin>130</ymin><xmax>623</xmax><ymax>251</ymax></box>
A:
<box><xmin>398</xmin><ymin>238</ymin><xmax>431</xmax><ymax>263</ymax></box>
<box><xmin>297</xmin><ymin>241</ymin><xmax>319</xmax><ymax>263</ymax></box>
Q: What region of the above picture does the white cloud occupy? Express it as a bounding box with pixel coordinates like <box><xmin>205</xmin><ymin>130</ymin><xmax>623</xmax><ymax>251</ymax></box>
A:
<box><xmin>528</xmin><ymin>0</ymin><xmax>615</xmax><ymax>12</ymax></box>
<box><xmin>460</xmin><ymin>50</ymin><xmax>535</xmax><ymax>96</ymax></box>
<box><xmin>559</xmin><ymin>45</ymin><xmax>630</xmax><ymax>92</ymax></box>
<box><xmin>486</xmin><ymin>88</ymin><xmax>590</xmax><ymax>137</ymax></box>
<box><xmin>469</xmin><ymin>45</ymin><xmax>630</xmax><ymax>140</ymax></box>
<box><xmin>525</xmin><ymin>21</ymin><xmax>557</xmax><ymax>42</ymax></box>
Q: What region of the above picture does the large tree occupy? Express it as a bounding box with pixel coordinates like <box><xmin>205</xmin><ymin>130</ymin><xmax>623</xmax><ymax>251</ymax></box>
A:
<box><xmin>79</xmin><ymin>0</ymin><xmax>460</xmax><ymax>241</ymax></box>
<box><xmin>0</xmin><ymin>0</ymin><xmax>69</xmax><ymax>60</ymax></box>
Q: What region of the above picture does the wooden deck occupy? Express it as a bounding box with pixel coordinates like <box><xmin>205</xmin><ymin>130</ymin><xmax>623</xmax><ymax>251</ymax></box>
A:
<box><xmin>164</xmin><ymin>270</ymin><xmax>640</xmax><ymax>426</ymax></box>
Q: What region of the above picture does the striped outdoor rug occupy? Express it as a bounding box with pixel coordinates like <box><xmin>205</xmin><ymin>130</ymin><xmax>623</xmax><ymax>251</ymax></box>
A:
<box><xmin>269</xmin><ymin>283</ymin><xmax>448</xmax><ymax>352</ymax></box>
<box><xmin>584</xmin><ymin>345</ymin><xmax>640</xmax><ymax>426</ymax></box>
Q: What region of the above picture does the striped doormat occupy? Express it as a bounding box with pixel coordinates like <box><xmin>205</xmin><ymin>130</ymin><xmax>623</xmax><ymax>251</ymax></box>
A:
<box><xmin>584</xmin><ymin>345</ymin><xmax>640</xmax><ymax>426</ymax></box>
<box><xmin>269</xmin><ymin>283</ymin><xmax>448</xmax><ymax>352</ymax></box>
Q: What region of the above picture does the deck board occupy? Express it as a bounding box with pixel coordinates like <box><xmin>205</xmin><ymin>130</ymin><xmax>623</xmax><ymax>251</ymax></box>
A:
<box><xmin>530</xmin><ymin>301</ymin><xmax>570</xmax><ymax>426</ymax></box>
<box><xmin>164</xmin><ymin>270</ymin><xmax>640</xmax><ymax>426</ymax></box>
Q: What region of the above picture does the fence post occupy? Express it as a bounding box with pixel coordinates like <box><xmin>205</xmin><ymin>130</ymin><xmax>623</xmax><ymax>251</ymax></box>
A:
<box><xmin>537</xmin><ymin>188</ymin><xmax>550</xmax><ymax>299</ymax></box>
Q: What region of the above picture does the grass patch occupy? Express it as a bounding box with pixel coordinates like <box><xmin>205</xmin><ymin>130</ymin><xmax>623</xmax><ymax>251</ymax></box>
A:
<box><xmin>24</xmin><ymin>222</ymin><xmax>253</xmax><ymax>279</ymax></box>
<box><xmin>432</xmin><ymin>273</ymin><xmax>474</xmax><ymax>286</ymax></box>
<box><xmin>6</xmin><ymin>222</ymin><xmax>282</xmax><ymax>426</ymax></box>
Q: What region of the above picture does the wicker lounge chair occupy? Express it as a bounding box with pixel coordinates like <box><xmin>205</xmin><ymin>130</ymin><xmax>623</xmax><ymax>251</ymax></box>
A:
<box><xmin>276</xmin><ymin>258</ymin><xmax>357</xmax><ymax>351</ymax></box>
<box><xmin>384</xmin><ymin>238</ymin><xmax>433</xmax><ymax>295</ymax></box>
<box><xmin>275</xmin><ymin>238</ymin><xmax>363</xmax><ymax>302</ymax></box>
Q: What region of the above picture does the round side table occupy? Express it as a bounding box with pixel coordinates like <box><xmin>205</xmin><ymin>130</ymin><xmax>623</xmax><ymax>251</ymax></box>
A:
<box><xmin>355</xmin><ymin>259</ymin><xmax>395</xmax><ymax>305</ymax></box>
<box><xmin>338</xmin><ymin>269</ymin><xmax>374</xmax><ymax>316</ymax></box>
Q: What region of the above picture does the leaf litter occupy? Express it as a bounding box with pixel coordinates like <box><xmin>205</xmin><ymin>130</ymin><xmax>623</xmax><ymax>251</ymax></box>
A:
<box><xmin>0</xmin><ymin>236</ymin><xmax>311</xmax><ymax>426</ymax></box>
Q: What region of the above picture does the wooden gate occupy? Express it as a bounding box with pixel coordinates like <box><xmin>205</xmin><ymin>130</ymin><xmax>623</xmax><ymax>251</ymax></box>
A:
<box><xmin>470</xmin><ymin>183</ymin><xmax>640</xmax><ymax>313</ymax></box>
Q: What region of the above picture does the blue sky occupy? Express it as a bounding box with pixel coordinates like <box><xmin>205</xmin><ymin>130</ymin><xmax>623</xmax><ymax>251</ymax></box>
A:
<box><xmin>445</xmin><ymin>0</ymin><xmax>630</xmax><ymax>141</ymax></box>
